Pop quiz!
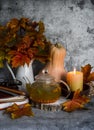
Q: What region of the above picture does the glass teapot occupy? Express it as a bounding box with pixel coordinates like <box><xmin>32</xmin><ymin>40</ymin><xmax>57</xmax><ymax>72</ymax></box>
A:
<box><xmin>28</xmin><ymin>70</ymin><xmax>70</xmax><ymax>104</ymax></box>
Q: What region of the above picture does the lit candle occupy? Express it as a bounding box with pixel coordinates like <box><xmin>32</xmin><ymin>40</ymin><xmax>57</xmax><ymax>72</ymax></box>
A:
<box><xmin>66</xmin><ymin>68</ymin><xmax>83</xmax><ymax>92</ymax></box>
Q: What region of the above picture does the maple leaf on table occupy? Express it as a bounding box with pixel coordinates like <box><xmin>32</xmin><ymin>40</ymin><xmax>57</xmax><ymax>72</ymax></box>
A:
<box><xmin>4</xmin><ymin>103</ymin><xmax>34</xmax><ymax>119</ymax></box>
<box><xmin>62</xmin><ymin>89</ymin><xmax>90</xmax><ymax>112</ymax></box>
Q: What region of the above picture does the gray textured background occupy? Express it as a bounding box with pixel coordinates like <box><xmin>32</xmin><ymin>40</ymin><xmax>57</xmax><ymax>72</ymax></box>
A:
<box><xmin>0</xmin><ymin>0</ymin><xmax>94</xmax><ymax>71</ymax></box>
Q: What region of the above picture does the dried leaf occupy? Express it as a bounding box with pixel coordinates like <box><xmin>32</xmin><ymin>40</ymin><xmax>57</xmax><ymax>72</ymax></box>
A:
<box><xmin>62</xmin><ymin>89</ymin><xmax>90</xmax><ymax>112</ymax></box>
<box><xmin>81</xmin><ymin>64</ymin><xmax>94</xmax><ymax>83</ymax></box>
<box><xmin>63</xmin><ymin>100</ymin><xmax>83</xmax><ymax>112</ymax></box>
<box><xmin>87</xmin><ymin>72</ymin><xmax>94</xmax><ymax>82</ymax></box>
<box><xmin>73</xmin><ymin>90</ymin><xmax>90</xmax><ymax>105</ymax></box>
<box><xmin>5</xmin><ymin>103</ymin><xmax>34</xmax><ymax>119</ymax></box>
<box><xmin>19</xmin><ymin>17</ymin><xmax>29</xmax><ymax>29</ymax></box>
<box><xmin>5</xmin><ymin>103</ymin><xmax>19</xmax><ymax>113</ymax></box>
<box><xmin>38</xmin><ymin>21</ymin><xmax>45</xmax><ymax>34</ymax></box>
<box><xmin>11</xmin><ymin>54</ymin><xmax>31</xmax><ymax>67</ymax></box>
<box><xmin>81</xmin><ymin>64</ymin><xmax>91</xmax><ymax>75</ymax></box>
<box><xmin>6</xmin><ymin>18</ymin><xmax>19</xmax><ymax>29</ymax></box>
<box><xmin>8</xmin><ymin>49</ymin><xmax>34</xmax><ymax>67</ymax></box>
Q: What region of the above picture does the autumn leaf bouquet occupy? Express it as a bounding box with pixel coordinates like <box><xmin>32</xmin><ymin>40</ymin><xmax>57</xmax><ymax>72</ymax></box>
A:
<box><xmin>0</xmin><ymin>18</ymin><xmax>51</xmax><ymax>68</ymax></box>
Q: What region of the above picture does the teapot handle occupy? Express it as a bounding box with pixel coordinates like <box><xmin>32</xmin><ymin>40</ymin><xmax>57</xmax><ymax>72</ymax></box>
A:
<box><xmin>59</xmin><ymin>80</ymin><xmax>71</xmax><ymax>98</ymax></box>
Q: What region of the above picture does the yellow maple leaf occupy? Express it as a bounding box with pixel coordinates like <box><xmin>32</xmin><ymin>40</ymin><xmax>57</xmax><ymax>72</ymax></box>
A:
<box><xmin>5</xmin><ymin>103</ymin><xmax>34</xmax><ymax>119</ymax></box>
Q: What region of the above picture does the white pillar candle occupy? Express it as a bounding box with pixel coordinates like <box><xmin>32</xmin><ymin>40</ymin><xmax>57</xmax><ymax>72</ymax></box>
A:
<box><xmin>66</xmin><ymin>68</ymin><xmax>83</xmax><ymax>92</ymax></box>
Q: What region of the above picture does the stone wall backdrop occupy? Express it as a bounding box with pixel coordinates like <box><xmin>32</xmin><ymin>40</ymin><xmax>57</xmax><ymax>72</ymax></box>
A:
<box><xmin>0</xmin><ymin>0</ymin><xmax>94</xmax><ymax>71</ymax></box>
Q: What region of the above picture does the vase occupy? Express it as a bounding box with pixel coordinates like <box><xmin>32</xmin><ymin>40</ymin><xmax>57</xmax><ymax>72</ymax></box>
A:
<box><xmin>16</xmin><ymin>60</ymin><xmax>34</xmax><ymax>92</ymax></box>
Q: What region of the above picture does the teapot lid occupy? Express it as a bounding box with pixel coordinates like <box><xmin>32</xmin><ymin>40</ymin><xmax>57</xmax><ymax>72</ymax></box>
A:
<box><xmin>35</xmin><ymin>70</ymin><xmax>55</xmax><ymax>82</ymax></box>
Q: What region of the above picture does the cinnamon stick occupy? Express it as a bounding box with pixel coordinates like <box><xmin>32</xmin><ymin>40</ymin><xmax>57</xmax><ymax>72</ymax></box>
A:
<box><xmin>0</xmin><ymin>86</ymin><xmax>26</xmax><ymax>96</ymax></box>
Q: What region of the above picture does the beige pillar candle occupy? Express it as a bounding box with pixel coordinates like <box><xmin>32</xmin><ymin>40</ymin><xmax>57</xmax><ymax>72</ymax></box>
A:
<box><xmin>67</xmin><ymin>68</ymin><xmax>83</xmax><ymax>92</ymax></box>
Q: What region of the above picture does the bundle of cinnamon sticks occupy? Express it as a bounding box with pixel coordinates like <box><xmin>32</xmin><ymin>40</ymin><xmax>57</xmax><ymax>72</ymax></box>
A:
<box><xmin>0</xmin><ymin>86</ymin><xmax>26</xmax><ymax>103</ymax></box>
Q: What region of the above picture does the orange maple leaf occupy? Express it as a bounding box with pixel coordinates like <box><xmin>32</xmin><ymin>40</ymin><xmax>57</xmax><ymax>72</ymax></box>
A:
<box><xmin>62</xmin><ymin>89</ymin><xmax>90</xmax><ymax>112</ymax></box>
<box><xmin>9</xmin><ymin>51</ymin><xmax>31</xmax><ymax>67</ymax></box>
<box><xmin>17</xmin><ymin>36</ymin><xmax>31</xmax><ymax>51</ymax></box>
<box><xmin>8</xmin><ymin>49</ymin><xmax>34</xmax><ymax>67</ymax></box>
<box><xmin>12</xmin><ymin>55</ymin><xmax>31</xmax><ymax>67</ymax></box>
